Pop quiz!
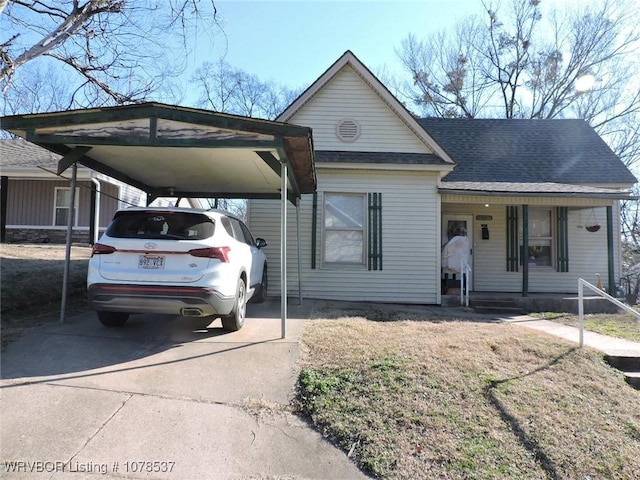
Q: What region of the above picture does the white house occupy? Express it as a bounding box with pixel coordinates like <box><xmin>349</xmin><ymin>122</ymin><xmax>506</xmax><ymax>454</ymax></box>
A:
<box><xmin>247</xmin><ymin>51</ymin><xmax>637</xmax><ymax>303</ymax></box>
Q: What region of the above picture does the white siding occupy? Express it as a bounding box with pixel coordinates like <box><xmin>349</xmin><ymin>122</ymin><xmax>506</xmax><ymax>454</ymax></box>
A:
<box><xmin>443</xmin><ymin>202</ymin><xmax>622</xmax><ymax>294</ymax></box>
<box><xmin>249</xmin><ymin>169</ymin><xmax>441</xmax><ymax>304</ymax></box>
<box><xmin>290</xmin><ymin>66</ymin><xmax>431</xmax><ymax>153</ymax></box>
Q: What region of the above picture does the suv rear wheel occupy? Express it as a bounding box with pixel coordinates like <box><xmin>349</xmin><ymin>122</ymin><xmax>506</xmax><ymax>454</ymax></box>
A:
<box><xmin>97</xmin><ymin>311</ymin><xmax>129</xmax><ymax>327</ymax></box>
<box><xmin>222</xmin><ymin>277</ymin><xmax>246</xmax><ymax>331</ymax></box>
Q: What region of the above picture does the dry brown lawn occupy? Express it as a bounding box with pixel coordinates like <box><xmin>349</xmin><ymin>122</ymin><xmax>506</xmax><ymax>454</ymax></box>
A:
<box><xmin>297</xmin><ymin>314</ymin><xmax>640</xmax><ymax>480</ymax></box>
<box><xmin>1</xmin><ymin>243</ymin><xmax>91</xmax><ymax>348</ymax></box>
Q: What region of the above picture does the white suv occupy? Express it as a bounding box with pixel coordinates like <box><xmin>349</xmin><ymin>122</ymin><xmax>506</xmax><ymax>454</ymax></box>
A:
<box><xmin>87</xmin><ymin>207</ymin><xmax>267</xmax><ymax>331</ymax></box>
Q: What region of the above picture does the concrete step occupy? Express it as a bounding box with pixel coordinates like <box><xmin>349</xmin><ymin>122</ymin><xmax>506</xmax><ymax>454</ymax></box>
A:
<box><xmin>624</xmin><ymin>372</ymin><xmax>640</xmax><ymax>390</ymax></box>
<box><xmin>604</xmin><ymin>355</ymin><xmax>640</xmax><ymax>390</ymax></box>
<box><xmin>470</xmin><ymin>299</ymin><xmax>524</xmax><ymax>315</ymax></box>
<box><xmin>604</xmin><ymin>355</ymin><xmax>640</xmax><ymax>372</ymax></box>
<box><xmin>473</xmin><ymin>306</ymin><xmax>525</xmax><ymax>315</ymax></box>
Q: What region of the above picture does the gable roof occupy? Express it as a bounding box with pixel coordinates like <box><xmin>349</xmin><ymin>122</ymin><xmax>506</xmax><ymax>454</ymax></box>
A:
<box><xmin>278</xmin><ymin>50</ymin><xmax>453</xmax><ymax>164</ymax></box>
<box><xmin>418</xmin><ymin>118</ymin><xmax>637</xmax><ymax>186</ymax></box>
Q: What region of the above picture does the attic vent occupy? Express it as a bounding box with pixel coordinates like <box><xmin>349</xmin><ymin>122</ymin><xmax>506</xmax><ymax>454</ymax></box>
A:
<box><xmin>336</xmin><ymin>119</ymin><xmax>360</xmax><ymax>142</ymax></box>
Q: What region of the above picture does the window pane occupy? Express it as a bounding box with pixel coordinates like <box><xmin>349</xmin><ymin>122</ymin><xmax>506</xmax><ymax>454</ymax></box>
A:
<box><xmin>325</xmin><ymin>195</ymin><xmax>363</xmax><ymax>228</ymax></box>
<box><xmin>529</xmin><ymin>209</ymin><xmax>551</xmax><ymax>237</ymax></box>
<box><xmin>325</xmin><ymin>231</ymin><xmax>363</xmax><ymax>263</ymax></box>
<box><xmin>56</xmin><ymin>189</ymin><xmax>70</xmax><ymax>207</ymax></box>
<box><xmin>106</xmin><ymin>212</ymin><xmax>214</xmax><ymax>240</ymax></box>
<box><xmin>55</xmin><ymin>208</ymin><xmax>68</xmax><ymax>226</ymax></box>
<box><xmin>528</xmin><ymin>240</ymin><xmax>551</xmax><ymax>266</ymax></box>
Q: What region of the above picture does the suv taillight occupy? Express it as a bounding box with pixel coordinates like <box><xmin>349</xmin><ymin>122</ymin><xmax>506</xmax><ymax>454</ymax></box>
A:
<box><xmin>188</xmin><ymin>246</ymin><xmax>231</xmax><ymax>262</ymax></box>
<box><xmin>91</xmin><ymin>243</ymin><xmax>116</xmax><ymax>256</ymax></box>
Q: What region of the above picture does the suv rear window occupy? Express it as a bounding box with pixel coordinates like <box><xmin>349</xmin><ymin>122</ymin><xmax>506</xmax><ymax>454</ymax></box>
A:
<box><xmin>106</xmin><ymin>211</ymin><xmax>215</xmax><ymax>240</ymax></box>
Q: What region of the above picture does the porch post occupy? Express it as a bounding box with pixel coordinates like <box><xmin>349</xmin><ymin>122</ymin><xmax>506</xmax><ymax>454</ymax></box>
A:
<box><xmin>606</xmin><ymin>206</ymin><xmax>615</xmax><ymax>294</ymax></box>
<box><xmin>0</xmin><ymin>176</ymin><xmax>8</xmax><ymax>243</ymax></box>
<box><xmin>522</xmin><ymin>204</ymin><xmax>529</xmax><ymax>297</ymax></box>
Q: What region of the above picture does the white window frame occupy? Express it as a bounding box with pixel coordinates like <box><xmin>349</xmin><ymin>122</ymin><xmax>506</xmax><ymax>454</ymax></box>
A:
<box><xmin>322</xmin><ymin>192</ymin><xmax>367</xmax><ymax>266</ymax></box>
<box><xmin>53</xmin><ymin>187</ymin><xmax>79</xmax><ymax>227</ymax></box>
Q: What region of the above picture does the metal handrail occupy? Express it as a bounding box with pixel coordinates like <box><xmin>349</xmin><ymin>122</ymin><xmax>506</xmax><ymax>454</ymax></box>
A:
<box><xmin>578</xmin><ymin>278</ymin><xmax>640</xmax><ymax>347</ymax></box>
<box><xmin>461</xmin><ymin>259</ymin><xmax>472</xmax><ymax>307</ymax></box>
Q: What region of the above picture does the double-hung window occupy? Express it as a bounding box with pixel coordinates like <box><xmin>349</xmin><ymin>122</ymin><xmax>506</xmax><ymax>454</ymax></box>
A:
<box><xmin>527</xmin><ymin>208</ymin><xmax>553</xmax><ymax>267</ymax></box>
<box><xmin>323</xmin><ymin>193</ymin><xmax>366</xmax><ymax>265</ymax></box>
<box><xmin>507</xmin><ymin>206</ymin><xmax>568</xmax><ymax>272</ymax></box>
<box><xmin>54</xmin><ymin>187</ymin><xmax>79</xmax><ymax>226</ymax></box>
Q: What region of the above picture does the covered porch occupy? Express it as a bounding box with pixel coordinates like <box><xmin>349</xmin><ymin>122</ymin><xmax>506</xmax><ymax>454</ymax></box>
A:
<box><xmin>438</xmin><ymin>182</ymin><xmax>635</xmax><ymax>299</ymax></box>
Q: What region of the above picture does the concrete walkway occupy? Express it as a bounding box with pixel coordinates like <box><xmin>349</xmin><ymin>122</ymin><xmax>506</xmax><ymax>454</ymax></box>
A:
<box><xmin>501</xmin><ymin>314</ymin><xmax>640</xmax><ymax>356</ymax></box>
<box><xmin>1</xmin><ymin>300</ymin><xmax>370</xmax><ymax>480</ymax></box>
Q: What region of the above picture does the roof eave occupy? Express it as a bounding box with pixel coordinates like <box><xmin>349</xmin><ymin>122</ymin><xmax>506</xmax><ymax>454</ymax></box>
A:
<box><xmin>438</xmin><ymin>188</ymin><xmax>637</xmax><ymax>200</ymax></box>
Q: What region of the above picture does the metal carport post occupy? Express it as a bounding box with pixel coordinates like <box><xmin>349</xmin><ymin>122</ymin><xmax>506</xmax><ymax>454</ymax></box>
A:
<box><xmin>280</xmin><ymin>160</ymin><xmax>288</xmax><ymax>338</ymax></box>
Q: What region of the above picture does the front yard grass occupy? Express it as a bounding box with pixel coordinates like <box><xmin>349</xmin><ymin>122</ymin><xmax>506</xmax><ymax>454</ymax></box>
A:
<box><xmin>296</xmin><ymin>316</ymin><xmax>640</xmax><ymax>480</ymax></box>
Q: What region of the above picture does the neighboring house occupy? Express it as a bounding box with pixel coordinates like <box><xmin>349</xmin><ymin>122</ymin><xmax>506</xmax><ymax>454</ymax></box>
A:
<box><xmin>247</xmin><ymin>51</ymin><xmax>637</xmax><ymax>303</ymax></box>
<box><xmin>0</xmin><ymin>139</ymin><xmax>178</xmax><ymax>243</ymax></box>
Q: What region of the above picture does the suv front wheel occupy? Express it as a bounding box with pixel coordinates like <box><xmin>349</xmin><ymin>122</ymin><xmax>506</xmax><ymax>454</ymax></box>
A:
<box><xmin>222</xmin><ymin>277</ymin><xmax>246</xmax><ymax>331</ymax></box>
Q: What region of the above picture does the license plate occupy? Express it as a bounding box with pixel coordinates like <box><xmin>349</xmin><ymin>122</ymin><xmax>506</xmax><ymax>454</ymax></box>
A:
<box><xmin>138</xmin><ymin>255</ymin><xmax>165</xmax><ymax>269</ymax></box>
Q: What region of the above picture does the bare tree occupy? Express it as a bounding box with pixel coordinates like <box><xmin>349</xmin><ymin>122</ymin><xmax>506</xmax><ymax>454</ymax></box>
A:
<box><xmin>191</xmin><ymin>59</ymin><xmax>301</xmax><ymax>119</ymax></box>
<box><xmin>398</xmin><ymin>0</ymin><xmax>640</xmax><ymax>260</ymax></box>
<box><xmin>1</xmin><ymin>0</ymin><xmax>219</xmax><ymax>109</ymax></box>
<box><xmin>398</xmin><ymin>0</ymin><xmax>640</xmax><ymax>125</ymax></box>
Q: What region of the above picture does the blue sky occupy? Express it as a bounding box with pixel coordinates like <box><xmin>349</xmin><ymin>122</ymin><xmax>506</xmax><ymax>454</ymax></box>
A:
<box><xmin>191</xmin><ymin>0</ymin><xmax>487</xmax><ymax>91</ymax></box>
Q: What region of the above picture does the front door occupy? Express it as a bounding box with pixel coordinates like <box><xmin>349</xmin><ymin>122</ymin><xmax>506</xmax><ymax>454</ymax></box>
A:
<box><xmin>442</xmin><ymin>215</ymin><xmax>473</xmax><ymax>290</ymax></box>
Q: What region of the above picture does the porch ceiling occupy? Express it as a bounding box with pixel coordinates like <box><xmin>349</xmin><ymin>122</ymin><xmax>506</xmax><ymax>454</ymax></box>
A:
<box><xmin>0</xmin><ymin>102</ymin><xmax>317</xmax><ymax>202</ymax></box>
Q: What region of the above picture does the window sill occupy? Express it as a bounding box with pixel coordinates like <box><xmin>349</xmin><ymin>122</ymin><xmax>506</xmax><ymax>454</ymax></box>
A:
<box><xmin>321</xmin><ymin>263</ymin><xmax>367</xmax><ymax>271</ymax></box>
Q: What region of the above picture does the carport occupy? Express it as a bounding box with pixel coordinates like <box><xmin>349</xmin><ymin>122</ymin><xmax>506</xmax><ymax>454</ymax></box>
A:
<box><xmin>1</xmin><ymin>102</ymin><xmax>316</xmax><ymax>338</ymax></box>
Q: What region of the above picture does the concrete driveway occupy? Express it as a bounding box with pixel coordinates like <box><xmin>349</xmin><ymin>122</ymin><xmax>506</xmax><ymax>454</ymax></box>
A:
<box><xmin>0</xmin><ymin>300</ymin><xmax>369</xmax><ymax>480</ymax></box>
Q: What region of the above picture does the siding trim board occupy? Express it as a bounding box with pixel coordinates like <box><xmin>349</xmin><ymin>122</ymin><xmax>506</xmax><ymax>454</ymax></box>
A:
<box><xmin>311</xmin><ymin>192</ymin><xmax>318</xmax><ymax>269</ymax></box>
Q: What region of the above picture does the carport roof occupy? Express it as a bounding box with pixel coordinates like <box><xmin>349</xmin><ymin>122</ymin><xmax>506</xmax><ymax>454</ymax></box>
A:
<box><xmin>0</xmin><ymin>102</ymin><xmax>316</xmax><ymax>202</ymax></box>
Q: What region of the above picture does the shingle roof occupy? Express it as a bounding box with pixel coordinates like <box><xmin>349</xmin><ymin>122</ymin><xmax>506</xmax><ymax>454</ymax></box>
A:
<box><xmin>0</xmin><ymin>139</ymin><xmax>60</xmax><ymax>168</ymax></box>
<box><xmin>418</xmin><ymin>118</ymin><xmax>637</xmax><ymax>185</ymax></box>
<box><xmin>315</xmin><ymin>150</ymin><xmax>448</xmax><ymax>165</ymax></box>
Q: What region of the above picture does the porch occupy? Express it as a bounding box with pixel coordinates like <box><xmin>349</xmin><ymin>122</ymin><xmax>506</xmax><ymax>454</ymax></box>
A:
<box><xmin>441</xmin><ymin>291</ymin><xmax>624</xmax><ymax>315</ymax></box>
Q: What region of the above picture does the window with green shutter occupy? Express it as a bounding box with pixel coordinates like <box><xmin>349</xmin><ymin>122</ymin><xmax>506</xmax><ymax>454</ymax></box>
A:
<box><xmin>314</xmin><ymin>192</ymin><xmax>383</xmax><ymax>270</ymax></box>
<box><xmin>507</xmin><ymin>205</ymin><xmax>569</xmax><ymax>272</ymax></box>
<box><xmin>323</xmin><ymin>193</ymin><xmax>366</xmax><ymax>265</ymax></box>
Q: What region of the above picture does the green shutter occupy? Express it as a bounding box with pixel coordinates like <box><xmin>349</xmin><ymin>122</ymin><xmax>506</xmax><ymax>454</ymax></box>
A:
<box><xmin>506</xmin><ymin>206</ymin><xmax>519</xmax><ymax>272</ymax></box>
<box><xmin>368</xmin><ymin>193</ymin><xmax>383</xmax><ymax>270</ymax></box>
<box><xmin>556</xmin><ymin>207</ymin><xmax>569</xmax><ymax>272</ymax></box>
<box><xmin>311</xmin><ymin>192</ymin><xmax>318</xmax><ymax>269</ymax></box>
